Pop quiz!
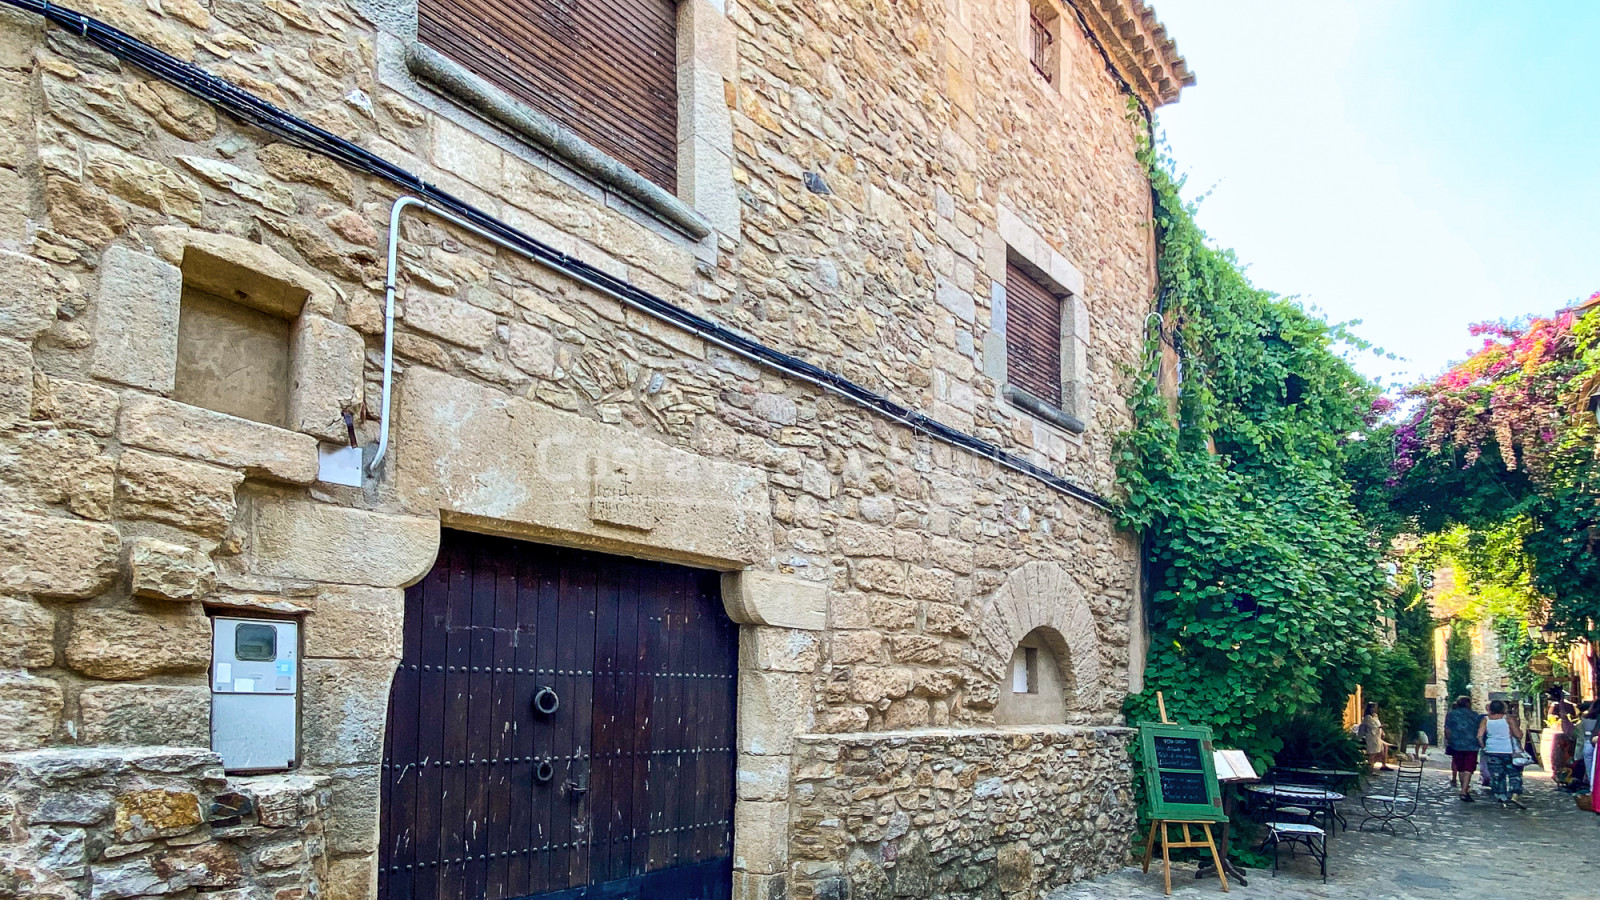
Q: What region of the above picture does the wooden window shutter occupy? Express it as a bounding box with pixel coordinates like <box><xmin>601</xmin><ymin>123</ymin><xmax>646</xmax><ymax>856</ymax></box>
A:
<box><xmin>1006</xmin><ymin>262</ymin><xmax>1063</xmax><ymax>407</ymax></box>
<box><xmin>418</xmin><ymin>0</ymin><xmax>680</xmax><ymax>193</ymax></box>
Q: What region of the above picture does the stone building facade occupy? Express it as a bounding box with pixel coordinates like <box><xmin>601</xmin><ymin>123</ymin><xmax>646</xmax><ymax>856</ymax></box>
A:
<box><xmin>0</xmin><ymin>0</ymin><xmax>1190</xmax><ymax>897</ymax></box>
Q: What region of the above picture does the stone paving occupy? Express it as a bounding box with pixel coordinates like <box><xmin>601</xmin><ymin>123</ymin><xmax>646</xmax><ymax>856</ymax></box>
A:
<box><xmin>1050</xmin><ymin>755</ymin><xmax>1600</xmax><ymax>900</ymax></box>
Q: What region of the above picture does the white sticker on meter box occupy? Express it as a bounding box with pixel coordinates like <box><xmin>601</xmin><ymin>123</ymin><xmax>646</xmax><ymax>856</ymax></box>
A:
<box><xmin>234</xmin><ymin>678</ymin><xmax>255</xmax><ymax>693</ymax></box>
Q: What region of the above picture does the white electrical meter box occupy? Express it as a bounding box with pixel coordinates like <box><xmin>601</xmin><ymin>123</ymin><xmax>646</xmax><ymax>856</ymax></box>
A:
<box><xmin>211</xmin><ymin>617</ymin><xmax>298</xmax><ymax>772</ymax></box>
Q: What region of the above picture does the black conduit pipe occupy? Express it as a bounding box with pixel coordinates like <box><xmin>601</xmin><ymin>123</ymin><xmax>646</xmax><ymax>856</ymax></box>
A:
<box><xmin>5</xmin><ymin>0</ymin><xmax>1115</xmax><ymax>513</ymax></box>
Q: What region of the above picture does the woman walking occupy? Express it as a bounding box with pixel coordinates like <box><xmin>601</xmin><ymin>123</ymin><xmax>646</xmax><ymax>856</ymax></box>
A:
<box><xmin>1574</xmin><ymin>700</ymin><xmax>1600</xmax><ymax>791</ymax></box>
<box><xmin>1362</xmin><ymin>702</ymin><xmax>1391</xmax><ymax>771</ymax></box>
<box><xmin>1477</xmin><ymin>700</ymin><xmax>1525</xmax><ymax>809</ymax></box>
<box><xmin>1443</xmin><ymin>696</ymin><xmax>1481</xmax><ymax>801</ymax></box>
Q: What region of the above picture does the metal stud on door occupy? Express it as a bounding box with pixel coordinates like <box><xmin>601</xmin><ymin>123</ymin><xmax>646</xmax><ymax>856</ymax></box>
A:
<box><xmin>378</xmin><ymin>531</ymin><xmax>736</xmax><ymax>900</ymax></box>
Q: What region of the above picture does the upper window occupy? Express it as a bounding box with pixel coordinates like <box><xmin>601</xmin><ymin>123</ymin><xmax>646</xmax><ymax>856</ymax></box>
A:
<box><xmin>1027</xmin><ymin>2</ymin><xmax>1061</xmax><ymax>85</ymax></box>
<box><xmin>1030</xmin><ymin>9</ymin><xmax>1056</xmax><ymax>83</ymax></box>
<box><xmin>1005</xmin><ymin>261</ymin><xmax>1064</xmax><ymax>407</ymax></box>
<box><xmin>418</xmin><ymin>0</ymin><xmax>680</xmax><ymax>192</ymax></box>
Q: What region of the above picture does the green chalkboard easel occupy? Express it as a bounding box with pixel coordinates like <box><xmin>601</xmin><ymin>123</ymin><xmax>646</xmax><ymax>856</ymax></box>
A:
<box><xmin>1137</xmin><ymin>694</ymin><xmax>1229</xmax><ymax>895</ymax></box>
<box><xmin>1139</xmin><ymin>721</ymin><xmax>1225</xmax><ymax>822</ymax></box>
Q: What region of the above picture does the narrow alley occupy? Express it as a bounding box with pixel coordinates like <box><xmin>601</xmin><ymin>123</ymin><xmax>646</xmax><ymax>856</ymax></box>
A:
<box><xmin>1052</xmin><ymin>757</ymin><xmax>1598</xmax><ymax>900</ymax></box>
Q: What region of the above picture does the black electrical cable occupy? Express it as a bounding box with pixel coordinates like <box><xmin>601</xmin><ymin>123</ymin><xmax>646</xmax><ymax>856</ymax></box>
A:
<box><xmin>6</xmin><ymin>0</ymin><xmax>1115</xmax><ymax>513</ymax></box>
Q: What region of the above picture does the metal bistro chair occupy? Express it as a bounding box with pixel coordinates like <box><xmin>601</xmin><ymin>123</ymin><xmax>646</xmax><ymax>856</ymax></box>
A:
<box><xmin>1260</xmin><ymin>768</ymin><xmax>1350</xmax><ymax>832</ymax></box>
<box><xmin>1359</xmin><ymin>759</ymin><xmax>1424</xmax><ymax>835</ymax></box>
<box><xmin>1259</xmin><ymin>781</ymin><xmax>1328</xmax><ymax>883</ymax></box>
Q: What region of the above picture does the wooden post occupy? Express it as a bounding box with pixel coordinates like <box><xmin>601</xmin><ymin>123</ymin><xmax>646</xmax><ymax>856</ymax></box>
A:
<box><xmin>1157</xmin><ymin>690</ymin><xmax>1170</xmax><ymax>724</ymax></box>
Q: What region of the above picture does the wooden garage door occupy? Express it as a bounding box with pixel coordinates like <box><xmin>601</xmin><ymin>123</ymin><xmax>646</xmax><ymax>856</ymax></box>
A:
<box><xmin>379</xmin><ymin>530</ymin><xmax>737</xmax><ymax>900</ymax></box>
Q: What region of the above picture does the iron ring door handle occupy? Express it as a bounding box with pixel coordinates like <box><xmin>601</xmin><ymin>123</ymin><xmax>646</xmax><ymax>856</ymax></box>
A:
<box><xmin>535</xmin><ymin>760</ymin><xmax>554</xmax><ymax>783</ymax></box>
<box><xmin>533</xmin><ymin>686</ymin><xmax>559</xmax><ymax>715</ymax></box>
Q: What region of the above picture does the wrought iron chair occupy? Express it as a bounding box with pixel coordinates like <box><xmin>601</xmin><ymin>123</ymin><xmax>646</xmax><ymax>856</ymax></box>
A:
<box><xmin>1258</xmin><ymin>781</ymin><xmax>1328</xmax><ymax>883</ymax></box>
<box><xmin>1359</xmin><ymin>759</ymin><xmax>1424</xmax><ymax>834</ymax></box>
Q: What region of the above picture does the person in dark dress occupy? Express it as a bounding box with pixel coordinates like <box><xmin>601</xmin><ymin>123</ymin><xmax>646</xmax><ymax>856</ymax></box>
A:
<box><xmin>1443</xmin><ymin>696</ymin><xmax>1482</xmax><ymax>801</ymax></box>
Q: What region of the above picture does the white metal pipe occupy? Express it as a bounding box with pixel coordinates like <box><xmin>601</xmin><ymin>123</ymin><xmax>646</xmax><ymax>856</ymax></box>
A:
<box><xmin>367</xmin><ymin>196</ymin><xmax>425</xmax><ymax>476</ymax></box>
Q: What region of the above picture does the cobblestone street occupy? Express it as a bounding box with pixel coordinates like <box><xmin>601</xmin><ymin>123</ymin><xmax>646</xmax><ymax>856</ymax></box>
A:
<box><xmin>1051</xmin><ymin>756</ymin><xmax>1599</xmax><ymax>900</ymax></box>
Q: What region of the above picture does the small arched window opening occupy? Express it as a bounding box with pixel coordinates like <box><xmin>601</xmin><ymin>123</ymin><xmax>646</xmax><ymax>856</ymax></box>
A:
<box><xmin>995</xmin><ymin>627</ymin><xmax>1074</xmax><ymax>726</ymax></box>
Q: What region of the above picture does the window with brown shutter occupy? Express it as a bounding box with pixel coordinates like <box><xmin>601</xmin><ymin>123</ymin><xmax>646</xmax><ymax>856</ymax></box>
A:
<box><xmin>1030</xmin><ymin>11</ymin><xmax>1054</xmax><ymax>83</ymax></box>
<box><xmin>1005</xmin><ymin>261</ymin><xmax>1064</xmax><ymax>407</ymax></box>
<box><xmin>418</xmin><ymin>0</ymin><xmax>679</xmax><ymax>193</ymax></box>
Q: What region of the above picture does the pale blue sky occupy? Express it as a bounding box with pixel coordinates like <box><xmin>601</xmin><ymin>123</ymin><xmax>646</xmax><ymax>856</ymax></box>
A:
<box><xmin>1151</xmin><ymin>0</ymin><xmax>1599</xmax><ymax>389</ymax></box>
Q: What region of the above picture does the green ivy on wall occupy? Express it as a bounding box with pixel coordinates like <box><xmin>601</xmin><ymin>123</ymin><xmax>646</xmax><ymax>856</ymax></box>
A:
<box><xmin>1118</xmin><ymin>145</ymin><xmax>1388</xmax><ymax>764</ymax></box>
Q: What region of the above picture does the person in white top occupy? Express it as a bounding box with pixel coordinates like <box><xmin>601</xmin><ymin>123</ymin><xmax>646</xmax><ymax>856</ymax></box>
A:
<box><xmin>1477</xmin><ymin>700</ymin><xmax>1525</xmax><ymax>809</ymax></box>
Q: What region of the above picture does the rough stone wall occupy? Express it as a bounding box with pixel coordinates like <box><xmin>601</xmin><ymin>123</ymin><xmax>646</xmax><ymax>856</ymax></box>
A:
<box><xmin>0</xmin><ymin>0</ymin><xmax>1164</xmax><ymax>896</ymax></box>
<box><xmin>0</xmin><ymin>746</ymin><xmax>327</xmax><ymax>900</ymax></box>
<box><xmin>787</xmin><ymin>728</ymin><xmax>1136</xmax><ymax>900</ymax></box>
<box><xmin>724</xmin><ymin>0</ymin><xmax>1154</xmax><ymax>488</ymax></box>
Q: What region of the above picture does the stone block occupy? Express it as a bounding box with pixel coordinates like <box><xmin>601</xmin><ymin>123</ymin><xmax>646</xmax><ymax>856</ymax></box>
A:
<box><xmin>401</xmin><ymin>287</ymin><xmax>495</xmax><ymax>349</ymax></box>
<box><xmin>828</xmin><ymin>631</ymin><xmax>883</xmax><ymax>665</ymax></box>
<box><xmin>79</xmin><ymin>685</ymin><xmax>210</xmax><ymax>747</ymax></box>
<box><xmin>0</xmin><ymin>597</ymin><xmax>55</xmax><ymax>667</ymax></box>
<box><xmin>119</xmin><ymin>395</ymin><xmax>319</xmax><ymax>485</ymax></box>
<box><xmin>506</xmin><ymin>321</ymin><xmax>556</xmax><ymax>377</ymax></box>
<box><xmin>736</xmin><ymin>753</ymin><xmax>791</xmax><ymax>802</ymax></box>
<box><xmin>30</xmin><ymin>375</ymin><xmax>120</xmax><ymax>435</ymax></box>
<box><xmin>245</xmin><ymin>774</ymin><xmax>325</xmax><ymax>828</ymax></box>
<box><xmin>0</xmin><ymin>426</ymin><xmax>117</xmax><ymax>519</ymax></box>
<box><xmin>0</xmin><ymin>508</ymin><xmax>121</xmax><ymax>598</ymax></box>
<box><xmin>397</xmin><ymin>368</ymin><xmax>771</xmax><ymax>568</ymax></box>
<box><xmin>84</xmin><ymin>143</ymin><xmax>204</xmax><ymax>225</ymax></box>
<box><xmin>65</xmin><ymin>606</ymin><xmax>212</xmax><ymax>681</ymax></box>
<box><xmin>0</xmin><ymin>339</ymin><xmax>27</xmax><ymax>430</ymax></box>
<box><xmin>244</xmin><ymin>497</ymin><xmax>438</xmax><ymax>588</ymax></box>
<box><xmin>722</xmin><ymin>570</ymin><xmax>827</xmax><ymax>631</ymax></box>
<box><xmin>303</xmin><ymin>585</ymin><xmax>404</xmax><ymax>660</ymax></box>
<box><xmin>430</xmin><ymin>117</ymin><xmax>503</xmax><ymax>193</ymax></box>
<box><xmin>299</xmin><ymin>660</ymin><xmax>396</xmax><ymax>766</ymax></box>
<box><xmin>115</xmin><ymin>450</ymin><xmax>243</xmax><ymax>539</ymax></box>
<box><xmin>152</xmin><ymin>842</ymin><xmax>243</xmax><ymax>890</ymax></box>
<box><xmin>0</xmin><ymin>672</ymin><xmax>63</xmax><ymax>750</ymax></box>
<box><xmin>90</xmin><ymin>856</ymin><xmax>166</xmax><ymax>899</ymax></box>
<box><xmin>740</xmin><ymin>627</ymin><xmax>819</xmax><ymax>673</ymax></box>
<box><xmin>178</xmin><ymin>156</ymin><xmax>296</xmax><ymax>216</ymax></box>
<box><xmin>160</xmin><ymin>227</ymin><xmax>332</xmax><ymax>318</ymax></box>
<box><xmin>89</xmin><ymin>246</ymin><xmax>183</xmax><ymax>393</ymax></box>
<box><xmin>0</xmin><ymin>249</ymin><xmax>77</xmax><ymax>343</ymax></box>
<box><xmin>732</xmin><ymin>799</ymin><xmax>788</xmax><ymax>875</ymax></box>
<box><xmin>935</xmin><ymin>275</ymin><xmax>975</xmax><ymax>324</ymax></box>
<box><xmin>33</xmin><ymin>790</ymin><xmax>114</xmax><ymax>825</ymax></box>
<box><xmin>323</xmin><ymin>855</ymin><xmax>375</xmax><ymax>900</ymax></box>
<box><xmin>1048</xmin><ymin>249</ymin><xmax>1086</xmax><ymax>298</ymax></box>
<box><xmin>128</xmin><ymin>537</ymin><xmax>216</xmax><ymax>602</ymax></box>
<box><xmin>288</xmin><ymin>315</ymin><xmax>365</xmax><ymax>441</ymax></box>
<box><xmin>321</xmin><ymin>765</ymin><xmax>380</xmax><ymax>854</ymax></box>
<box><xmin>113</xmin><ymin>788</ymin><xmax>202</xmax><ymax>842</ymax></box>
<box><xmin>738</xmin><ymin>671</ymin><xmax>806</xmax><ymax>756</ymax></box>
<box><xmin>731</xmin><ymin>872</ymin><xmax>787</xmax><ymax>900</ymax></box>
<box><xmin>258</xmin><ymin>143</ymin><xmax>354</xmax><ymax>202</ymax></box>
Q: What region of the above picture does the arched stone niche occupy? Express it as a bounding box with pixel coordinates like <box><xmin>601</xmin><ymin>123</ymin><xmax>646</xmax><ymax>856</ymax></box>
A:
<box><xmin>996</xmin><ymin>626</ymin><xmax>1072</xmax><ymax>726</ymax></box>
<box><xmin>974</xmin><ymin>561</ymin><xmax>1104</xmax><ymax>718</ymax></box>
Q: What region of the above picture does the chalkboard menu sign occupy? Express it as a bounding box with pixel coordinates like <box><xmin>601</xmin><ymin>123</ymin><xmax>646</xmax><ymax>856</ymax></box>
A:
<box><xmin>1139</xmin><ymin>723</ymin><xmax>1225</xmax><ymax>822</ymax></box>
<box><xmin>1158</xmin><ymin>770</ymin><xmax>1209</xmax><ymax>805</ymax></box>
<box><xmin>1153</xmin><ymin>735</ymin><xmax>1204</xmax><ymax>770</ymax></box>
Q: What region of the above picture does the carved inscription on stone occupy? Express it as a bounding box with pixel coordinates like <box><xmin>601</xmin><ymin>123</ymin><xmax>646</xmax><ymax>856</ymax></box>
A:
<box><xmin>588</xmin><ymin>456</ymin><xmax>659</xmax><ymax>532</ymax></box>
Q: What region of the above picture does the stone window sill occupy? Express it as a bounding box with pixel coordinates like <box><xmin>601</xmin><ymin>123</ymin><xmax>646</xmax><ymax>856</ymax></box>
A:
<box><xmin>405</xmin><ymin>43</ymin><xmax>711</xmax><ymax>242</ymax></box>
<box><xmin>1003</xmin><ymin>384</ymin><xmax>1085</xmax><ymax>435</ymax></box>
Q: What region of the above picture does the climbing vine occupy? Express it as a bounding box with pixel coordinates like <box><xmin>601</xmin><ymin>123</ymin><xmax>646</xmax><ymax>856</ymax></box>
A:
<box><xmin>1117</xmin><ymin>148</ymin><xmax>1387</xmax><ymax>762</ymax></box>
<box><xmin>1386</xmin><ymin>300</ymin><xmax>1600</xmax><ymax>652</ymax></box>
